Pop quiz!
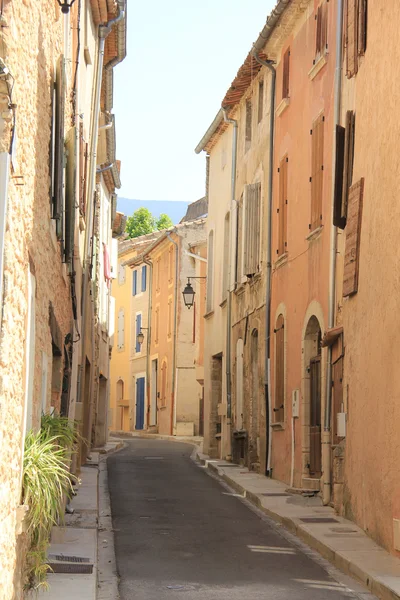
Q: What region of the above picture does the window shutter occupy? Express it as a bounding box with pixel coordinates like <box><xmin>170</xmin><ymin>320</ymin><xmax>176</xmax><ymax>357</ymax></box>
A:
<box><xmin>136</xmin><ymin>314</ymin><xmax>142</xmax><ymax>352</ymax></box>
<box><xmin>245</xmin><ymin>100</ymin><xmax>252</xmax><ymax>144</ymax></box>
<box><xmin>258</xmin><ymin>80</ymin><xmax>264</xmax><ymax>123</ymax></box>
<box><xmin>282</xmin><ymin>48</ymin><xmax>290</xmax><ymax>99</ymax></box>
<box><xmin>243</xmin><ymin>183</ymin><xmax>261</xmax><ymax>276</ymax></box>
<box><xmin>333</xmin><ymin>125</ymin><xmax>346</xmax><ymax>229</ymax></box>
<box><xmin>346</xmin><ymin>0</ymin><xmax>358</xmax><ymax>78</ymax></box>
<box><xmin>343</xmin><ymin>178</ymin><xmax>364</xmax><ymax>297</ymax></box>
<box><xmin>278</xmin><ymin>156</ymin><xmax>288</xmax><ymax>255</ymax></box>
<box><xmin>117</xmin><ymin>308</ymin><xmax>125</xmax><ymax>349</ymax></box>
<box><xmin>357</xmin><ymin>0</ymin><xmax>367</xmax><ymax>56</ymax></box>
<box><xmin>274</xmin><ymin>315</ymin><xmax>285</xmax><ymax>423</ymax></box>
<box><xmin>142</xmin><ymin>265</ymin><xmax>147</xmax><ymax>292</ymax></box>
<box><xmin>118</xmin><ymin>263</ymin><xmax>125</xmax><ymax>285</ymax></box>
<box><xmin>53</xmin><ymin>56</ymin><xmax>66</xmax><ymax>228</ymax></box>
<box><xmin>79</xmin><ymin>122</ymin><xmax>88</xmax><ymax>217</ymax></box>
<box><xmin>310</xmin><ymin>114</ymin><xmax>324</xmax><ymax>231</ymax></box>
<box><xmin>64</xmin><ymin>127</ymin><xmax>77</xmax><ymax>264</ymax></box>
<box><xmin>341</xmin><ymin>110</ymin><xmax>355</xmax><ymax>221</ymax></box>
<box><xmin>133</xmin><ymin>270</ymin><xmax>137</xmax><ymax>296</ymax></box>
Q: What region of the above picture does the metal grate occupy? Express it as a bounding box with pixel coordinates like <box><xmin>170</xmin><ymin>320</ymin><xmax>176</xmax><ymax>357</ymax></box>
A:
<box><xmin>300</xmin><ymin>517</ymin><xmax>339</xmax><ymax>524</ymax></box>
<box><xmin>48</xmin><ymin>563</ymin><xmax>93</xmax><ymax>574</ymax></box>
<box><xmin>48</xmin><ymin>554</ymin><xmax>90</xmax><ymax>563</ymax></box>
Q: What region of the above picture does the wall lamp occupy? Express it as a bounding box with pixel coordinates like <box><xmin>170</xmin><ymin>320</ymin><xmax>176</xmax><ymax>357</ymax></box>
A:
<box><xmin>56</xmin><ymin>0</ymin><xmax>76</xmax><ymax>14</ymax></box>
<box><xmin>136</xmin><ymin>327</ymin><xmax>148</xmax><ymax>347</ymax></box>
<box><xmin>182</xmin><ymin>277</ymin><xmax>206</xmax><ymax>310</ymax></box>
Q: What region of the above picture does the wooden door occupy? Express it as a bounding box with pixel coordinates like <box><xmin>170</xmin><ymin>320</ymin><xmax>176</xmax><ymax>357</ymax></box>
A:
<box><xmin>309</xmin><ymin>356</ymin><xmax>322</xmax><ymax>477</ymax></box>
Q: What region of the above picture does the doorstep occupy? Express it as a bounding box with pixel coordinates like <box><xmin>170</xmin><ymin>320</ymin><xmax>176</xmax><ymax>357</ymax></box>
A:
<box><xmin>198</xmin><ymin>452</ymin><xmax>400</xmax><ymax>600</ymax></box>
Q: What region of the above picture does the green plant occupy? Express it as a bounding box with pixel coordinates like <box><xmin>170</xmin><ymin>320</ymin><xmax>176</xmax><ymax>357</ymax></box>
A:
<box><xmin>22</xmin><ymin>415</ymin><xmax>82</xmax><ymax>590</ymax></box>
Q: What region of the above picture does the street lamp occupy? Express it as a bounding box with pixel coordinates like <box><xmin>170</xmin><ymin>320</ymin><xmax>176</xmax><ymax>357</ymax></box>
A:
<box><xmin>182</xmin><ymin>277</ymin><xmax>207</xmax><ymax>309</ymax></box>
<box><xmin>136</xmin><ymin>327</ymin><xmax>148</xmax><ymax>347</ymax></box>
<box><xmin>56</xmin><ymin>0</ymin><xmax>76</xmax><ymax>13</ymax></box>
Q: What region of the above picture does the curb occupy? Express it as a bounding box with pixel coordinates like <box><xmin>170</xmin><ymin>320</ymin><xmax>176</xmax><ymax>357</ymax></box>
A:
<box><xmin>202</xmin><ymin>456</ymin><xmax>399</xmax><ymax>600</ymax></box>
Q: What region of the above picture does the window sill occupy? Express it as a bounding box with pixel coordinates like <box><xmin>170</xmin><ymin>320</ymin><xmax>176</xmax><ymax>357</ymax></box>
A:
<box><xmin>271</xmin><ymin>421</ymin><xmax>285</xmax><ymax>431</ymax></box>
<box><xmin>308</xmin><ymin>53</ymin><xmax>328</xmax><ymax>81</ymax></box>
<box><xmin>276</xmin><ymin>97</ymin><xmax>290</xmax><ymax>117</ymax></box>
<box><xmin>159</xmin><ymin>405</ymin><xmax>167</xmax><ymax>411</ymax></box>
<box><xmin>219</xmin><ymin>298</ymin><xmax>227</xmax><ymax>308</ymax></box>
<box><xmin>234</xmin><ymin>284</ymin><xmax>245</xmax><ymax>296</ymax></box>
<box><xmin>204</xmin><ymin>310</ymin><xmax>215</xmax><ymax>320</ymax></box>
<box><xmin>215</xmin><ymin>433</ymin><xmax>222</xmax><ymax>440</ymax></box>
<box><xmin>248</xmin><ymin>272</ymin><xmax>262</xmax><ymax>285</ymax></box>
<box><xmin>274</xmin><ymin>252</ymin><xmax>288</xmax><ymax>270</ymax></box>
<box><xmin>306</xmin><ymin>225</ymin><xmax>324</xmax><ymax>243</ymax></box>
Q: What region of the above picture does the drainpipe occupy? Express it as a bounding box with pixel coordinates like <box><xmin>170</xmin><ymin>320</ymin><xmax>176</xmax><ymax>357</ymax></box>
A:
<box><xmin>323</xmin><ymin>0</ymin><xmax>344</xmax><ymax>506</ymax></box>
<box><xmin>167</xmin><ymin>231</ymin><xmax>179</xmax><ymax>435</ymax></box>
<box><xmin>77</xmin><ymin>2</ymin><xmax>125</xmax><ymax>412</ymax></box>
<box><xmin>252</xmin><ymin>50</ymin><xmax>276</xmax><ymax>475</ymax></box>
<box><xmin>222</xmin><ymin>108</ymin><xmax>237</xmax><ymax>460</ymax></box>
<box><xmin>143</xmin><ymin>257</ymin><xmax>153</xmax><ymax>428</ymax></box>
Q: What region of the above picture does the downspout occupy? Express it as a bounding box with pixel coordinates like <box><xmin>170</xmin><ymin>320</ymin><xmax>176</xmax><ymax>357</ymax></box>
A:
<box><xmin>222</xmin><ymin>108</ymin><xmax>237</xmax><ymax>458</ymax></box>
<box><xmin>77</xmin><ymin>2</ymin><xmax>125</xmax><ymax>410</ymax></box>
<box><xmin>323</xmin><ymin>0</ymin><xmax>344</xmax><ymax>506</ymax></box>
<box><xmin>252</xmin><ymin>50</ymin><xmax>276</xmax><ymax>475</ymax></box>
<box><xmin>167</xmin><ymin>231</ymin><xmax>179</xmax><ymax>435</ymax></box>
<box><xmin>144</xmin><ymin>257</ymin><xmax>153</xmax><ymax>428</ymax></box>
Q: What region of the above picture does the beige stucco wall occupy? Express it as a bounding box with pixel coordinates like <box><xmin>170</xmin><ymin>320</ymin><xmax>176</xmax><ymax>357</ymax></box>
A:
<box><xmin>338</xmin><ymin>1</ymin><xmax>400</xmax><ymax>556</ymax></box>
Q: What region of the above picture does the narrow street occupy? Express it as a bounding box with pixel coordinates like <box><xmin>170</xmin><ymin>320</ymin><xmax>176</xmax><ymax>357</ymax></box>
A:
<box><xmin>107</xmin><ymin>439</ymin><xmax>375</xmax><ymax>600</ymax></box>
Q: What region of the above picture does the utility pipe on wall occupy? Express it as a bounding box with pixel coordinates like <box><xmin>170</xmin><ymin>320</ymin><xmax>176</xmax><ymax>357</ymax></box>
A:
<box><xmin>77</xmin><ymin>2</ymin><xmax>125</xmax><ymax>409</ymax></box>
<box><xmin>323</xmin><ymin>0</ymin><xmax>344</xmax><ymax>506</ymax></box>
<box><xmin>251</xmin><ymin>50</ymin><xmax>276</xmax><ymax>475</ymax></box>
<box><xmin>222</xmin><ymin>108</ymin><xmax>238</xmax><ymax>459</ymax></box>
<box><xmin>167</xmin><ymin>231</ymin><xmax>179</xmax><ymax>435</ymax></box>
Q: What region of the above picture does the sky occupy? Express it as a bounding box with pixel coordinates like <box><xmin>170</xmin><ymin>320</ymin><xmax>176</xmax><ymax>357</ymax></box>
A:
<box><xmin>114</xmin><ymin>0</ymin><xmax>275</xmax><ymax>203</ymax></box>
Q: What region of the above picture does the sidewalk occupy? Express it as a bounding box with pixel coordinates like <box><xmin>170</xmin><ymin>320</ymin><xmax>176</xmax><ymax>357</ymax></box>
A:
<box><xmin>38</xmin><ymin>439</ymin><xmax>123</xmax><ymax>599</ymax></box>
<box><xmin>198</xmin><ymin>452</ymin><xmax>400</xmax><ymax>600</ymax></box>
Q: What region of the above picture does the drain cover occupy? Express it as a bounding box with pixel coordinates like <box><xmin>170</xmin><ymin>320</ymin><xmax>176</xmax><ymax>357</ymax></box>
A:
<box><xmin>260</xmin><ymin>493</ymin><xmax>291</xmax><ymax>497</ymax></box>
<box><xmin>48</xmin><ymin>554</ymin><xmax>90</xmax><ymax>563</ymax></box>
<box><xmin>48</xmin><ymin>563</ymin><xmax>93</xmax><ymax>574</ymax></box>
<box><xmin>300</xmin><ymin>517</ymin><xmax>339</xmax><ymax>524</ymax></box>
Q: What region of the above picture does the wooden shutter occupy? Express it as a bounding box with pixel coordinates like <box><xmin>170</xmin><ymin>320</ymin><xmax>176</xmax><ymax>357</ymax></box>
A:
<box><xmin>331</xmin><ymin>341</ymin><xmax>344</xmax><ymax>444</ymax></box>
<box><xmin>79</xmin><ymin>122</ymin><xmax>88</xmax><ymax>217</ymax></box>
<box><xmin>333</xmin><ymin>125</ymin><xmax>346</xmax><ymax>229</ymax></box>
<box><xmin>54</xmin><ymin>56</ymin><xmax>66</xmax><ymax>225</ymax></box>
<box><xmin>141</xmin><ymin>265</ymin><xmax>147</xmax><ymax>292</ymax></box>
<box><xmin>117</xmin><ymin>308</ymin><xmax>125</xmax><ymax>349</ymax></box>
<box><xmin>135</xmin><ymin>313</ymin><xmax>142</xmax><ymax>352</ymax></box>
<box><xmin>357</xmin><ymin>0</ymin><xmax>367</xmax><ymax>56</ymax></box>
<box><xmin>310</xmin><ymin>114</ymin><xmax>324</xmax><ymax>231</ymax></box>
<box><xmin>245</xmin><ymin>100</ymin><xmax>252</xmax><ymax>144</ymax></box>
<box><xmin>341</xmin><ymin>110</ymin><xmax>355</xmax><ymax>220</ymax></box>
<box><xmin>282</xmin><ymin>48</ymin><xmax>290</xmax><ymax>99</ymax></box>
<box><xmin>243</xmin><ymin>183</ymin><xmax>261</xmax><ymax>276</ymax></box>
<box><xmin>64</xmin><ymin>127</ymin><xmax>77</xmax><ymax>264</ymax></box>
<box><xmin>278</xmin><ymin>156</ymin><xmax>288</xmax><ymax>256</ymax></box>
<box><xmin>346</xmin><ymin>0</ymin><xmax>358</xmax><ymax>77</ymax></box>
<box><xmin>133</xmin><ymin>270</ymin><xmax>137</xmax><ymax>295</ymax></box>
<box><xmin>315</xmin><ymin>2</ymin><xmax>328</xmax><ymax>59</ymax></box>
<box><xmin>258</xmin><ymin>80</ymin><xmax>264</xmax><ymax>123</ymax></box>
<box><xmin>274</xmin><ymin>315</ymin><xmax>285</xmax><ymax>423</ymax></box>
<box><xmin>343</xmin><ymin>178</ymin><xmax>364</xmax><ymax>297</ymax></box>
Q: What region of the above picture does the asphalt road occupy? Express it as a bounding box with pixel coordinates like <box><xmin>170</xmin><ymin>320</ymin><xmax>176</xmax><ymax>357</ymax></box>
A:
<box><xmin>107</xmin><ymin>439</ymin><xmax>375</xmax><ymax>600</ymax></box>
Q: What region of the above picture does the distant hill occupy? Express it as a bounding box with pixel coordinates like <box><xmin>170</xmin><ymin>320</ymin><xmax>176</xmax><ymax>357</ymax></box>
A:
<box><xmin>117</xmin><ymin>198</ymin><xmax>190</xmax><ymax>226</ymax></box>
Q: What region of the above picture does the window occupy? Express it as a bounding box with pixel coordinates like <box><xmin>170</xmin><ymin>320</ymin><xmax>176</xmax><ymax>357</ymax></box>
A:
<box><xmin>135</xmin><ymin>313</ymin><xmax>142</xmax><ymax>353</ymax></box>
<box><xmin>310</xmin><ymin>113</ymin><xmax>324</xmax><ymax>232</ymax></box>
<box><xmin>117</xmin><ymin>307</ymin><xmax>125</xmax><ymax>350</ymax></box>
<box><xmin>117</xmin><ymin>379</ymin><xmax>124</xmax><ymax>402</ymax></box>
<box><xmin>155</xmin><ymin>305</ymin><xmax>160</xmax><ymax>344</ymax></box>
<box><xmin>315</xmin><ymin>1</ymin><xmax>328</xmax><ymax>61</ymax></box>
<box><xmin>274</xmin><ymin>314</ymin><xmax>285</xmax><ymax>423</ymax></box>
<box><xmin>333</xmin><ymin>111</ymin><xmax>355</xmax><ymax>229</ymax></box>
<box><xmin>258</xmin><ymin>80</ymin><xmax>264</xmax><ymax>123</ymax></box>
<box><xmin>245</xmin><ymin>99</ymin><xmax>252</xmax><ymax>150</ymax></box>
<box><xmin>52</xmin><ymin>56</ymin><xmax>66</xmax><ymax>246</ymax></box>
<box><xmin>236</xmin><ymin>196</ymin><xmax>243</xmax><ymax>284</ymax></box>
<box><xmin>282</xmin><ymin>47</ymin><xmax>290</xmax><ymax>99</ymax></box>
<box><xmin>156</xmin><ymin>258</ymin><xmax>161</xmax><ymax>293</ymax></box>
<box><xmin>132</xmin><ymin>270</ymin><xmax>138</xmax><ymax>296</ymax></box>
<box><xmin>161</xmin><ymin>361</ymin><xmax>167</xmax><ymax>407</ymax></box>
<box><xmin>343</xmin><ymin>178</ymin><xmax>364</xmax><ymax>297</ymax></box>
<box><xmin>236</xmin><ymin>338</ymin><xmax>244</xmax><ymax>429</ymax></box>
<box><xmin>277</xmin><ymin>156</ymin><xmax>288</xmax><ymax>257</ymax></box>
<box><xmin>243</xmin><ymin>183</ymin><xmax>261</xmax><ymax>276</ymax></box>
<box><xmin>222</xmin><ymin>213</ymin><xmax>230</xmax><ymax>301</ymax></box>
<box><xmin>206</xmin><ymin>230</ymin><xmax>214</xmax><ymax>313</ymax></box>
<box><xmin>118</xmin><ymin>263</ymin><xmax>126</xmax><ymax>285</ymax></box>
<box><xmin>79</xmin><ymin>122</ymin><xmax>88</xmax><ymax>217</ymax></box>
<box><xmin>345</xmin><ymin>0</ymin><xmax>367</xmax><ymax>78</ymax></box>
<box><xmin>141</xmin><ymin>265</ymin><xmax>147</xmax><ymax>292</ymax></box>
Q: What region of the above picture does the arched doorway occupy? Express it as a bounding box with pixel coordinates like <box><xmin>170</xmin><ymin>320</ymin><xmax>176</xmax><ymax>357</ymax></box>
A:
<box><xmin>304</xmin><ymin>316</ymin><xmax>322</xmax><ymax>479</ymax></box>
<box><xmin>249</xmin><ymin>329</ymin><xmax>259</xmax><ymax>469</ymax></box>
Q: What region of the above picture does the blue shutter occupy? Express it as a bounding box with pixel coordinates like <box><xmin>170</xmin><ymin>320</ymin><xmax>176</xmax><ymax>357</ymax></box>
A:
<box><xmin>135</xmin><ymin>313</ymin><xmax>142</xmax><ymax>352</ymax></box>
<box><xmin>141</xmin><ymin>265</ymin><xmax>147</xmax><ymax>292</ymax></box>
<box><xmin>133</xmin><ymin>270</ymin><xmax>137</xmax><ymax>296</ymax></box>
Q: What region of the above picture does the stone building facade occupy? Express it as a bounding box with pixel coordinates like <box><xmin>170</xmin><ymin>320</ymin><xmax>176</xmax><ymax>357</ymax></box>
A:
<box><xmin>0</xmin><ymin>0</ymin><xmax>126</xmax><ymax>595</ymax></box>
